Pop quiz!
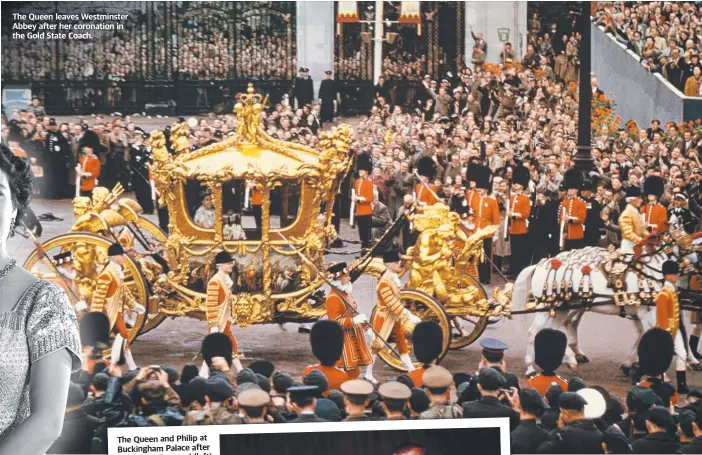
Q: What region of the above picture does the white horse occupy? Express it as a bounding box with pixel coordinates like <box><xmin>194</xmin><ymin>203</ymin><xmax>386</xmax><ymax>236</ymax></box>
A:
<box><xmin>511</xmin><ymin>232</ymin><xmax>701</xmax><ymax>376</ymax></box>
<box><xmin>563</xmin><ymin>233</ymin><xmax>702</xmax><ymax>374</ymax></box>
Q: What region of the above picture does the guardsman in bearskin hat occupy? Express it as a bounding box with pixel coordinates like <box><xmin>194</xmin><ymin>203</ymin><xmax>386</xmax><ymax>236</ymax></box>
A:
<box><xmin>641</xmin><ymin>176</ymin><xmax>667</xmax><ymax>233</ymax></box>
<box><xmin>471</xmin><ymin>164</ymin><xmax>499</xmax><ymax>284</ymax></box>
<box><xmin>91</xmin><ymin>242</ymin><xmax>144</xmax><ymax>370</ymax></box>
<box><xmin>414</xmin><ymin>157</ymin><xmax>439</xmax><ymax>207</ymax></box>
<box><xmin>653</xmin><ymin>261</ymin><xmax>690</xmax><ymax>394</ymax></box>
<box><xmin>323</xmin><ymin>263</ymin><xmax>373</xmax><ymax>380</ymax></box>
<box><xmin>464</xmin><ymin>161</ymin><xmax>480</xmax><ymax>209</ymax></box>
<box><xmin>526</xmin><ymin>329</ymin><xmax>568</xmax><ymax>395</ymax></box>
<box><xmin>636</xmin><ymin>327</ymin><xmax>678</xmax><ymax>406</ymax></box>
<box><xmin>559</xmin><ymin>169</ymin><xmax>587</xmax><ymax>251</ymax></box>
<box><xmin>507</xmin><ymin>165</ymin><xmax>532</xmax><ymax>278</ymax></box>
<box><xmin>302</xmin><ymin>320</ymin><xmax>350</xmax><ymax>393</ymax></box>
<box><xmin>618</xmin><ymin>185</ymin><xmax>645</xmax><ymax>254</ymax></box>
<box><xmin>7</xmin><ymin>125</ymin><xmax>27</xmax><ymax>158</ymax></box>
<box><xmin>79</xmin><ymin>311</ymin><xmax>111</xmax><ymax>374</ymax></box>
<box><xmin>203</xmin><ymin>251</ymin><xmax>243</xmax><ymax>375</ymax></box>
<box><xmin>370</xmin><ymin>246</ymin><xmax>422</xmax><ymax>377</ymax></box>
<box><xmin>200</xmin><ymin>331</ymin><xmax>235</xmax><ymax>382</ymax></box>
<box><xmin>353</xmin><ymin>154</ymin><xmax>375</xmax><ymax>251</ymax></box>
<box><xmin>77</xmin><ymin>130</ymin><xmax>102</xmax><ymax>197</ymax></box>
<box><xmin>409</xmin><ymin>321</ymin><xmax>445</xmax><ymax>389</ymax></box>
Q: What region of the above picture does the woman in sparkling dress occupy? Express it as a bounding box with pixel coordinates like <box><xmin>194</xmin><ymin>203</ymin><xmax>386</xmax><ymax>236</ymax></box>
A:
<box><xmin>0</xmin><ymin>144</ymin><xmax>82</xmax><ymax>455</ymax></box>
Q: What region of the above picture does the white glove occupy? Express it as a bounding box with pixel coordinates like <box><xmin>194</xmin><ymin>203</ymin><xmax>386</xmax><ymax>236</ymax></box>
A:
<box><xmin>407</xmin><ymin>313</ymin><xmax>422</xmax><ymax>325</ymax></box>
<box><xmin>209</xmin><ymin>326</ymin><xmax>220</xmax><ymax>334</ymax></box>
<box><xmin>75</xmin><ymin>300</ymin><xmax>88</xmax><ymax>312</ymax></box>
<box><xmin>353</xmin><ymin>314</ymin><xmax>368</xmax><ymax>325</ymax></box>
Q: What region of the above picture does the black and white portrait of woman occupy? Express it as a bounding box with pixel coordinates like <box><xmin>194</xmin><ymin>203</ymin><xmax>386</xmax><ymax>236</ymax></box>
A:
<box><xmin>0</xmin><ymin>144</ymin><xmax>82</xmax><ymax>455</ymax></box>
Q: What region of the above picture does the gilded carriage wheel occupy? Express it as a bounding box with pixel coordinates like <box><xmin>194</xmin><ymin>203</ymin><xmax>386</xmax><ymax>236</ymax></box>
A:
<box><xmin>134</xmin><ymin>217</ymin><xmax>167</xmax><ymax>334</ymax></box>
<box><xmin>371</xmin><ymin>289</ymin><xmax>452</xmax><ymax>372</ymax></box>
<box><xmin>449</xmin><ymin>274</ymin><xmax>490</xmax><ymax>350</ymax></box>
<box><xmin>24</xmin><ymin>232</ymin><xmax>149</xmax><ymax>345</ymax></box>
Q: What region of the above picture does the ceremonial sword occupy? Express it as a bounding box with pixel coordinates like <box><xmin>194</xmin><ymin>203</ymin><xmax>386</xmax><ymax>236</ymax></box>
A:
<box><xmin>276</xmin><ymin>231</ymin><xmax>405</xmax><ymax>360</ymax></box>
<box><xmin>411</xmin><ymin>169</ymin><xmax>444</xmax><ymax>203</ymax></box>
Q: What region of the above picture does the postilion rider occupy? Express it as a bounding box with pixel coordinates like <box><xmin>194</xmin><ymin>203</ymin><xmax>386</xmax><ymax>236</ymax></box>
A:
<box><xmin>91</xmin><ymin>242</ymin><xmax>145</xmax><ymax>370</ymax></box>
<box><xmin>324</xmin><ymin>262</ymin><xmax>373</xmax><ymax>380</ymax></box>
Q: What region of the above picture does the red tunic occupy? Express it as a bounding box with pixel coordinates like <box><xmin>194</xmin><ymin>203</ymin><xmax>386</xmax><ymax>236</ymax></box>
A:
<box><xmin>325</xmin><ymin>289</ymin><xmax>372</xmax><ymax>370</ymax></box>
<box><xmin>641</xmin><ymin>203</ymin><xmax>667</xmax><ymax>231</ymax></box>
<box><xmin>560</xmin><ymin>197</ymin><xmax>587</xmax><ymax>241</ymax></box>
<box><xmin>302</xmin><ymin>364</ymin><xmax>349</xmax><ymax>396</ymax></box>
<box><xmin>354</xmin><ymin>177</ymin><xmax>374</xmax><ymax>216</ymax></box>
<box><xmin>526</xmin><ymin>374</ymin><xmax>568</xmax><ymax>396</ymax></box>
<box><xmin>509</xmin><ymin>194</ymin><xmax>531</xmax><ymax>235</ymax></box>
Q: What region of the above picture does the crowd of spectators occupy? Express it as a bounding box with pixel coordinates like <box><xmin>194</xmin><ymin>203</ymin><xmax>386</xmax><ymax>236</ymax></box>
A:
<box><xmin>595</xmin><ymin>1</ymin><xmax>702</xmax><ymax>96</ymax></box>
<box><xmin>1</xmin><ymin>4</ymin><xmax>295</xmax><ymax>82</ymax></box>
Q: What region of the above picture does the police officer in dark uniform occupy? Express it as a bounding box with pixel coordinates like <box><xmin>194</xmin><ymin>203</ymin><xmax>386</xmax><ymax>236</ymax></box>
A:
<box><xmin>582</xmin><ymin>177</ymin><xmax>604</xmax><ymax>247</ymax></box>
<box><xmin>318</xmin><ymin>71</ymin><xmax>337</xmax><ymax>126</ymax></box>
<box><xmin>630</xmin><ymin>406</ymin><xmax>681</xmax><ymax>453</ymax></box>
<box><xmin>669</xmin><ymin>193</ymin><xmax>699</xmax><ymax>234</ymax></box>
<box><xmin>130</xmin><ymin>131</ymin><xmax>154</xmax><ymax>214</ymax></box>
<box><xmin>510</xmin><ymin>387</ymin><xmax>549</xmax><ymax>454</ymax></box>
<box><xmin>536</xmin><ymin>392</ymin><xmax>604</xmax><ymax>454</ymax></box>
<box><xmin>477</xmin><ymin>338</ymin><xmax>520</xmax><ymax>390</ymax></box>
<box><xmin>340</xmin><ymin>379</ymin><xmax>373</xmax><ymax>421</ymax></box>
<box><xmin>294</xmin><ymin>67</ymin><xmax>314</xmax><ymax>110</ymax></box>
<box><xmin>44</xmin><ymin>118</ymin><xmax>72</xmax><ymax>199</ymax></box>
<box><xmin>286</xmin><ymin>385</ymin><xmax>328</xmax><ymax>423</ymax></box>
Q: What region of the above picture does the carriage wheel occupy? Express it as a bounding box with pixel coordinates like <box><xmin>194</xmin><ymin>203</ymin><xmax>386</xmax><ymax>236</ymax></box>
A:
<box><xmin>24</xmin><ymin>232</ymin><xmax>148</xmax><ymax>345</ymax></box>
<box><xmin>132</xmin><ymin>217</ymin><xmax>168</xmax><ymax>334</ymax></box>
<box><xmin>371</xmin><ymin>289</ymin><xmax>452</xmax><ymax>372</ymax></box>
<box><xmin>449</xmin><ymin>274</ymin><xmax>490</xmax><ymax>350</ymax></box>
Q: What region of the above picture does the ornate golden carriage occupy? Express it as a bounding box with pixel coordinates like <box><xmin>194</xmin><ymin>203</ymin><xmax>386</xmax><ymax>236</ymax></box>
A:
<box><xmin>24</xmin><ymin>85</ymin><xmax>508</xmax><ymax>371</ymax></box>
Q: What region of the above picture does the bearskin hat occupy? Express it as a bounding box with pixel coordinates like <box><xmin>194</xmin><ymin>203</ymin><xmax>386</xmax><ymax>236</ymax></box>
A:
<box><xmin>8</xmin><ymin>125</ymin><xmax>23</xmax><ymax>143</ymax></box>
<box><xmin>357</xmin><ymin>154</ymin><xmax>373</xmax><ymax>173</ymax></box>
<box><xmin>466</xmin><ymin>164</ymin><xmax>479</xmax><ymax>186</ymax></box>
<box><xmin>79</xmin><ymin>130</ymin><xmax>102</xmax><ymax>152</ymax></box>
<box><xmin>201</xmin><ymin>332</ymin><xmax>233</xmax><ymax>368</ymax></box>
<box><xmin>417</xmin><ymin>157</ymin><xmax>437</xmax><ymax>180</ymax></box>
<box><xmin>643</xmin><ymin>176</ymin><xmax>665</xmax><ymax>199</ymax></box>
<box><xmin>412</xmin><ymin>321</ymin><xmax>444</xmax><ymax>365</ymax></box>
<box><xmin>512</xmin><ymin>166</ymin><xmax>531</xmax><ymax>188</ymax></box>
<box><xmin>474</xmin><ymin>164</ymin><xmax>492</xmax><ymax>191</ymax></box>
<box><xmin>638</xmin><ymin>328</ymin><xmax>674</xmax><ymax>377</ymax></box>
<box><xmin>311</xmin><ymin>320</ymin><xmax>344</xmax><ymax>367</ymax></box>
<box><xmin>79</xmin><ymin>312</ymin><xmax>110</xmax><ymax>347</ymax></box>
<box><xmin>624</xmin><ymin>185</ymin><xmax>642</xmax><ymax>199</ymax></box>
<box><xmin>564</xmin><ymin>169</ymin><xmax>584</xmax><ymax>191</ymax></box>
<box><xmin>535</xmin><ymin>329</ymin><xmax>567</xmax><ymax>375</ymax></box>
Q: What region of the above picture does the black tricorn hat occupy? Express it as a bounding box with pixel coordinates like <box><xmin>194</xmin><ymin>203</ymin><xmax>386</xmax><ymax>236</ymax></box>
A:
<box><xmin>417</xmin><ymin>157</ymin><xmax>437</xmax><ymax>180</ymax></box>
<box><xmin>107</xmin><ymin>243</ymin><xmax>125</xmax><ymax>257</ymax></box>
<box><xmin>215</xmin><ymin>251</ymin><xmax>234</xmax><ymax>265</ymax></box>
<box><xmin>643</xmin><ymin>176</ymin><xmax>665</xmax><ymax>198</ymax></box>
<box><xmin>328</xmin><ymin>262</ymin><xmax>350</xmax><ymax>279</ymax></box>
<box><xmin>357</xmin><ymin>154</ymin><xmax>373</xmax><ymax>173</ymax></box>
<box><xmin>52</xmin><ymin>251</ymin><xmax>73</xmax><ymax>266</ymax></box>
<box><xmin>201</xmin><ymin>332</ymin><xmax>233</xmax><ymax>368</ymax></box>
<box><xmin>564</xmin><ymin>168</ymin><xmax>584</xmax><ymax>190</ymax></box>
<box><xmin>79</xmin><ymin>130</ymin><xmax>102</xmax><ymax>152</ymax></box>
<box><xmin>79</xmin><ymin>312</ymin><xmax>110</xmax><ymax>347</ymax></box>
<box><xmin>625</xmin><ymin>185</ymin><xmax>642</xmax><ymax>199</ymax></box>
<box><xmin>638</xmin><ymin>328</ymin><xmax>674</xmax><ymax>377</ymax></box>
<box><xmin>662</xmin><ymin>260</ymin><xmax>680</xmax><ymax>276</ymax></box>
<box><xmin>535</xmin><ymin>329</ymin><xmax>567</xmax><ymax>374</ymax></box>
<box><xmin>311</xmin><ymin>320</ymin><xmax>344</xmax><ymax>367</ymax></box>
<box><xmin>412</xmin><ymin>321</ymin><xmax>444</xmax><ymax>365</ymax></box>
<box><xmin>382</xmin><ymin>245</ymin><xmax>402</xmax><ymax>264</ymax></box>
<box><xmin>474</xmin><ymin>164</ymin><xmax>492</xmax><ymax>190</ymax></box>
<box><xmin>512</xmin><ymin>165</ymin><xmax>531</xmax><ymax>188</ymax></box>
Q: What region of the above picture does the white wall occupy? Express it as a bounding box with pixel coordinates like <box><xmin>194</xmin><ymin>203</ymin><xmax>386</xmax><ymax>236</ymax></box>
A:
<box><xmin>464</xmin><ymin>1</ymin><xmax>528</xmax><ymax>64</ymax></box>
<box><xmin>296</xmin><ymin>1</ymin><xmax>335</xmax><ymax>98</ymax></box>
